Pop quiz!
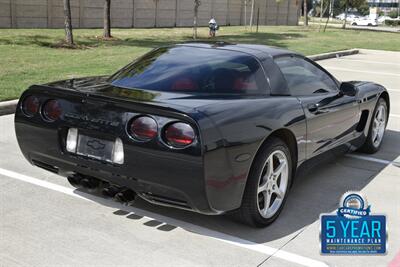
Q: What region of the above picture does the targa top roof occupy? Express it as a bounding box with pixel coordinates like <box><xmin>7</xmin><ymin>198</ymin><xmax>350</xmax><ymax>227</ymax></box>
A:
<box><xmin>177</xmin><ymin>42</ymin><xmax>301</xmax><ymax>59</ymax></box>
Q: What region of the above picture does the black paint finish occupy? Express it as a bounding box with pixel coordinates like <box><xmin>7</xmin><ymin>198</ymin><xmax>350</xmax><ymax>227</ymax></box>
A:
<box><xmin>14</xmin><ymin>43</ymin><xmax>389</xmax><ymax>215</ymax></box>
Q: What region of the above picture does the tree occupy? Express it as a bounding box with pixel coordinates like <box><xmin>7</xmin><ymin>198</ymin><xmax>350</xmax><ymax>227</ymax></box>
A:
<box><xmin>104</xmin><ymin>0</ymin><xmax>112</xmax><ymax>38</ymax></box>
<box><xmin>249</xmin><ymin>0</ymin><xmax>255</xmax><ymax>30</ymax></box>
<box><xmin>357</xmin><ymin>1</ymin><xmax>370</xmax><ymax>15</ymax></box>
<box><xmin>320</xmin><ymin>0</ymin><xmax>324</xmax><ymax>21</ymax></box>
<box><xmin>303</xmin><ymin>0</ymin><xmax>308</xmax><ymax>26</ymax></box>
<box><xmin>342</xmin><ymin>0</ymin><xmax>348</xmax><ymax>28</ymax></box>
<box><xmin>339</xmin><ymin>0</ymin><xmax>369</xmax><ymax>11</ymax></box>
<box><xmin>339</xmin><ymin>0</ymin><xmax>368</xmax><ymax>29</ymax></box>
<box><xmin>63</xmin><ymin>0</ymin><xmax>74</xmax><ymax>45</ymax></box>
<box><xmin>244</xmin><ymin>0</ymin><xmax>248</xmax><ymax>30</ymax></box>
<box><xmin>193</xmin><ymin>0</ymin><xmax>201</xmax><ymax>39</ymax></box>
<box><xmin>322</xmin><ymin>0</ymin><xmax>333</xmax><ymax>32</ymax></box>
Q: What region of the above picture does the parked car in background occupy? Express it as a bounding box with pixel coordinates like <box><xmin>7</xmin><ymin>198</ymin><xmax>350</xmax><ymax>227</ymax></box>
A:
<box><xmin>336</xmin><ymin>12</ymin><xmax>361</xmax><ymax>21</ymax></box>
<box><xmin>378</xmin><ymin>16</ymin><xmax>392</xmax><ymax>23</ymax></box>
<box><xmin>335</xmin><ymin>13</ymin><xmax>346</xmax><ymax>20</ymax></box>
<box><xmin>347</xmin><ymin>14</ymin><xmax>362</xmax><ymax>22</ymax></box>
<box><xmin>351</xmin><ymin>17</ymin><xmax>378</xmax><ymax>26</ymax></box>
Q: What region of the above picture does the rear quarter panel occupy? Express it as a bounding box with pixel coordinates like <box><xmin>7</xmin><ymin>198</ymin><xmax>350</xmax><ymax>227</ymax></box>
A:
<box><xmin>197</xmin><ymin>97</ymin><xmax>306</xmax><ymax>212</ymax></box>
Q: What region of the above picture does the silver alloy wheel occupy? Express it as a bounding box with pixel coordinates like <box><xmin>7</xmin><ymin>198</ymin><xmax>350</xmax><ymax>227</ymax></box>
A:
<box><xmin>257</xmin><ymin>150</ymin><xmax>289</xmax><ymax>219</ymax></box>
<box><xmin>372</xmin><ymin>104</ymin><xmax>386</xmax><ymax>147</ymax></box>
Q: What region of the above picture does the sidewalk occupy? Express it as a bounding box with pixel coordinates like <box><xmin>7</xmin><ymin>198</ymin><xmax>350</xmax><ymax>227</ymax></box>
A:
<box><xmin>300</xmin><ymin>21</ymin><xmax>400</xmax><ymax>33</ymax></box>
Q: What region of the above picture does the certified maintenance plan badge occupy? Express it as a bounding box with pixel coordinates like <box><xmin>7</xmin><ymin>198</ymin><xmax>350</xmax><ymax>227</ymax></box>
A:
<box><xmin>320</xmin><ymin>191</ymin><xmax>387</xmax><ymax>255</ymax></box>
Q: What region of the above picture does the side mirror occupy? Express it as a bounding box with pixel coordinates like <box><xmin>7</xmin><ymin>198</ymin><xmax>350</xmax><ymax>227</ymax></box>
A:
<box><xmin>340</xmin><ymin>82</ymin><xmax>358</xmax><ymax>96</ymax></box>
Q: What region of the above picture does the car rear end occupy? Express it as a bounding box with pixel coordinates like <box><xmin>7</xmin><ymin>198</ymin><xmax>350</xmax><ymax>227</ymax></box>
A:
<box><xmin>14</xmin><ymin>84</ymin><xmax>219</xmax><ymax>214</ymax></box>
<box><xmin>15</xmin><ymin>44</ymin><xmax>273</xmax><ymax>215</ymax></box>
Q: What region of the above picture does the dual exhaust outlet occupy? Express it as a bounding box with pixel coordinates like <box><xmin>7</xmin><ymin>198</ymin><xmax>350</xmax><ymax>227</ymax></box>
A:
<box><xmin>67</xmin><ymin>174</ymin><xmax>136</xmax><ymax>204</ymax></box>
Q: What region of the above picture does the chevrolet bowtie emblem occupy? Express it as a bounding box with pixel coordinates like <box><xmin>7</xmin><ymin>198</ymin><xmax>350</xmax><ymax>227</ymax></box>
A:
<box><xmin>87</xmin><ymin>139</ymin><xmax>106</xmax><ymax>150</ymax></box>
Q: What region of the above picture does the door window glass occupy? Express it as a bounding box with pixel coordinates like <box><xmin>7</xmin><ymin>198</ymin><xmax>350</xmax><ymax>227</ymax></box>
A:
<box><xmin>275</xmin><ymin>57</ymin><xmax>338</xmax><ymax>96</ymax></box>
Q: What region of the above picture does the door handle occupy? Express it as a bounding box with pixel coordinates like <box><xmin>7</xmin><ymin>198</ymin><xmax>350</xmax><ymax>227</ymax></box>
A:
<box><xmin>315</xmin><ymin>108</ymin><xmax>330</xmax><ymax>114</ymax></box>
<box><xmin>307</xmin><ymin>103</ymin><xmax>318</xmax><ymax>113</ymax></box>
<box><xmin>307</xmin><ymin>103</ymin><xmax>330</xmax><ymax>114</ymax></box>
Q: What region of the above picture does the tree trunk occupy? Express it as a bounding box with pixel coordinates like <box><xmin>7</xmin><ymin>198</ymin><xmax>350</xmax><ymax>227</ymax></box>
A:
<box><xmin>63</xmin><ymin>0</ymin><xmax>74</xmax><ymax>45</ymax></box>
<box><xmin>303</xmin><ymin>0</ymin><xmax>308</xmax><ymax>26</ymax></box>
<box><xmin>249</xmin><ymin>0</ymin><xmax>255</xmax><ymax>30</ymax></box>
<box><xmin>193</xmin><ymin>0</ymin><xmax>200</xmax><ymax>39</ymax></box>
<box><xmin>104</xmin><ymin>0</ymin><xmax>111</xmax><ymax>38</ymax></box>
<box><xmin>320</xmin><ymin>0</ymin><xmax>323</xmax><ymax>23</ymax></box>
<box><xmin>244</xmin><ymin>0</ymin><xmax>247</xmax><ymax>30</ymax></box>
<box><xmin>323</xmin><ymin>0</ymin><xmax>332</xmax><ymax>32</ymax></box>
<box><xmin>342</xmin><ymin>0</ymin><xmax>348</xmax><ymax>29</ymax></box>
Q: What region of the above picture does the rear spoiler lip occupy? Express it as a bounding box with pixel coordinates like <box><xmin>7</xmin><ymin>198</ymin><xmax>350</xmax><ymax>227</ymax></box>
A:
<box><xmin>26</xmin><ymin>84</ymin><xmax>197</xmax><ymax>116</ymax></box>
<box><xmin>22</xmin><ymin>84</ymin><xmax>204</xmax><ymax>141</ymax></box>
<box><xmin>19</xmin><ymin>84</ymin><xmax>207</xmax><ymax>156</ymax></box>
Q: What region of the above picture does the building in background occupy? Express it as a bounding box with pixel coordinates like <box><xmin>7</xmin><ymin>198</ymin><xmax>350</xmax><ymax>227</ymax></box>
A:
<box><xmin>0</xmin><ymin>0</ymin><xmax>299</xmax><ymax>29</ymax></box>
<box><xmin>367</xmin><ymin>0</ymin><xmax>399</xmax><ymax>14</ymax></box>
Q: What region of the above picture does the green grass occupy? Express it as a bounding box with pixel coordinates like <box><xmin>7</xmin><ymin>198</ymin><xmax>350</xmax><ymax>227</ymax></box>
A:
<box><xmin>1</xmin><ymin>26</ymin><xmax>399</xmax><ymax>101</ymax></box>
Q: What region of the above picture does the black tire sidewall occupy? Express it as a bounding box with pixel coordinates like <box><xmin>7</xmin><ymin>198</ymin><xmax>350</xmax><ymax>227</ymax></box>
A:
<box><xmin>240</xmin><ymin>137</ymin><xmax>293</xmax><ymax>227</ymax></box>
<box><xmin>361</xmin><ymin>98</ymin><xmax>388</xmax><ymax>153</ymax></box>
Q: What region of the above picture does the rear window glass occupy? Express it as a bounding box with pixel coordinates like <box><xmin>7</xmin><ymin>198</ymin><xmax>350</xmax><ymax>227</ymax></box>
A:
<box><xmin>108</xmin><ymin>46</ymin><xmax>267</xmax><ymax>94</ymax></box>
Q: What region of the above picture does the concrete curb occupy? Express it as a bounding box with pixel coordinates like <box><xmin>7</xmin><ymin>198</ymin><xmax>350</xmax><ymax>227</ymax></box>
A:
<box><xmin>0</xmin><ymin>100</ymin><xmax>18</xmax><ymax>116</ymax></box>
<box><xmin>308</xmin><ymin>48</ymin><xmax>359</xmax><ymax>61</ymax></box>
<box><xmin>0</xmin><ymin>48</ymin><xmax>360</xmax><ymax>116</ymax></box>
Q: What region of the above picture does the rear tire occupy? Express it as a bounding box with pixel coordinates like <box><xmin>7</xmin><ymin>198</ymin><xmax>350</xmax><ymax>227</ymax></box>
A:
<box><xmin>359</xmin><ymin>98</ymin><xmax>388</xmax><ymax>154</ymax></box>
<box><xmin>235</xmin><ymin>137</ymin><xmax>293</xmax><ymax>227</ymax></box>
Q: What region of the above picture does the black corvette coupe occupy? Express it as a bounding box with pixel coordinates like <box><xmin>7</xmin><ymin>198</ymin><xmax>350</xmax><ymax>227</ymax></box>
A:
<box><xmin>15</xmin><ymin>43</ymin><xmax>390</xmax><ymax>227</ymax></box>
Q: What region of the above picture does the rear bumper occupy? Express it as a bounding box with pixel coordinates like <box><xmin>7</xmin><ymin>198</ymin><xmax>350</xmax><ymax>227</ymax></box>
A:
<box><xmin>14</xmin><ymin>85</ymin><xmax>259</xmax><ymax>215</ymax></box>
<box><xmin>15</xmin><ymin>120</ymin><xmax>221</xmax><ymax>215</ymax></box>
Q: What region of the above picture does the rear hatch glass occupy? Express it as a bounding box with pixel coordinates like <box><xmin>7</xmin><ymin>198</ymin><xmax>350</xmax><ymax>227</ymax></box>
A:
<box><xmin>108</xmin><ymin>46</ymin><xmax>267</xmax><ymax>95</ymax></box>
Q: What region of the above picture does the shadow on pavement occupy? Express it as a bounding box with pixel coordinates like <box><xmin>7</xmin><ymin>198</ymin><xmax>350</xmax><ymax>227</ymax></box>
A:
<box><xmin>75</xmin><ymin>129</ymin><xmax>400</xmax><ymax>244</ymax></box>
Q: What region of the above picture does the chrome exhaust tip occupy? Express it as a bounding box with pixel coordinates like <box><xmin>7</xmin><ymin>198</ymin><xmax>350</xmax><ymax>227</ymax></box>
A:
<box><xmin>101</xmin><ymin>185</ymin><xmax>121</xmax><ymax>198</ymax></box>
<box><xmin>113</xmin><ymin>190</ymin><xmax>136</xmax><ymax>204</ymax></box>
<box><xmin>80</xmin><ymin>177</ymin><xmax>101</xmax><ymax>192</ymax></box>
<box><xmin>67</xmin><ymin>174</ymin><xmax>83</xmax><ymax>187</ymax></box>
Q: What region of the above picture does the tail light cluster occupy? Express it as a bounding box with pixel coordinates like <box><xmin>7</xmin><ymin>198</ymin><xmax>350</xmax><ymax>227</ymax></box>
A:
<box><xmin>21</xmin><ymin>96</ymin><xmax>40</xmax><ymax>117</ymax></box>
<box><xmin>21</xmin><ymin>96</ymin><xmax>195</xmax><ymax>149</ymax></box>
<box><xmin>21</xmin><ymin>96</ymin><xmax>62</xmax><ymax>122</ymax></box>
<box><xmin>165</xmin><ymin>122</ymin><xmax>195</xmax><ymax>148</ymax></box>
<box><xmin>129</xmin><ymin>116</ymin><xmax>158</xmax><ymax>141</ymax></box>
<box><xmin>128</xmin><ymin>116</ymin><xmax>196</xmax><ymax>148</ymax></box>
<box><xmin>42</xmin><ymin>100</ymin><xmax>62</xmax><ymax>121</ymax></box>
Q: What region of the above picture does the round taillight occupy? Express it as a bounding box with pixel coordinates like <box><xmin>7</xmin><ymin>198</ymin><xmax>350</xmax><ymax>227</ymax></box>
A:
<box><xmin>164</xmin><ymin>122</ymin><xmax>195</xmax><ymax>148</ymax></box>
<box><xmin>129</xmin><ymin>116</ymin><xmax>158</xmax><ymax>141</ymax></box>
<box><xmin>42</xmin><ymin>100</ymin><xmax>62</xmax><ymax>121</ymax></box>
<box><xmin>21</xmin><ymin>96</ymin><xmax>39</xmax><ymax>117</ymax></box>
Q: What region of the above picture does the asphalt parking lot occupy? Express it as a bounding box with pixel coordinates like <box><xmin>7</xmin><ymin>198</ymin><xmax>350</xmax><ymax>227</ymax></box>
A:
<box><xmin>0</xmin><ymin>49</ymin><xmax>399</xmax><ymax>267</ymax></box>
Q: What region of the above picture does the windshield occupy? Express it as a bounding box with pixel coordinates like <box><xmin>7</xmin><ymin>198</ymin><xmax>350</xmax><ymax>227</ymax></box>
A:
<box><xmin>108</xmin><ymin>46</ymin><xmax>267</xmax><ymax>94</ymax></box>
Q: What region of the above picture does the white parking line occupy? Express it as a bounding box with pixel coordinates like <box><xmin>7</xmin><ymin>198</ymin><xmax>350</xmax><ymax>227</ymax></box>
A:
<box><xmin>346</xmin><ymin>154</ymin><xmax>393</xmax><ymax>165</ymax></box>
<box><xmin>0</xmin><ymin>168</ymin><xmax>329</xmax><ymax>267</ymax></box>
<box><xmin>337</xmin><ymin>58</ymin><xmax>400</xmax><ymax>66</ymax></box>
<box><xmin>323</xmin><ymin>66</ymin><xmax>400</xmax><ymax>77</ymax></box>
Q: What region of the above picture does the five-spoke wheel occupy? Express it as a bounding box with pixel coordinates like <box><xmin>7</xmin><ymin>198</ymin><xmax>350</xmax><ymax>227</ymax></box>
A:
<box><xmin>360</xmin><ymin>97</ymin><xmax>388</xmax><ymax>153</ymax></box>
<box><xmin>257</xmin><ymin>150</ymin><xmax>289</xmax><ymax>219</ymax></box>
<box><xmin>236</xmin><ymin>137</ymin><xmax>292</xmax><ymax>227</ymax></box>
<box><xmin>371</xmin><ymin>104</ymin><xmax>386</xmax><ymax>148</ymax></box>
